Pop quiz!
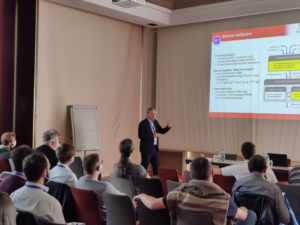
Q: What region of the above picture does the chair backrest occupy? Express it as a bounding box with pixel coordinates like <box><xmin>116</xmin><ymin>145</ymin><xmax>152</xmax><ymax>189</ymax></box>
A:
<box><xmin>17</xmin><ymin>210</ymin><xmax>65</xmax><ymax>225</ymax></box>
<box><xmin>104</xmin><ymin>193</ymin><xmax>136</xmax><ymax>225</ymax></box>
<box><xmin>212</xmin><ymin>175</ymin><xmax>236</xmax><ymax>194</ymax></box>
<box><xmin>135</xmin><ymin>177</ymin><xmax>164</xmax><ymax>198</ymax></box>
<box><xmin>45</xmin><ymin>181</ymin><xmax>77</xmax><ymax>222</ymax></box>
<box><xmin>225</xmin><ymin>154</ymin><xmax>237</xmax><ymax>161</ymax></box>
<box><xmin>175</xmin><ymin>207</ymin><xmax>213</xmax><ymax>225</ymax></box>
<box><xmin>69</xmin><ymin>156</ymin><xmax>84</xmax><ymax>179</ymax></box>
<box><xmin>71</xmin><ymin>187</ymin><xmax>101</xmax><ymax>225</ymax></box>
<box><xmin>289</xmin><ymin>166</ymin><xmax>300</xmax><ymax>184</ymax></box>
<box><xmin>277</xmin><ymin>183</ymin><xmax>300</xmax><ymax>223</ymax></box>
<box><xmin>158</xmin><ymin>168</ymin><xmax>179</xmax><ymax>195</ymax></box>
<box><xmin>109</xmin><ymin>174</ymin><xmax>135</xmax><ymax>198</ymax></box>
<box><xmin>166</xmin><ymin>180</ymin><xmax>180</xmax><ymax>193</ymax></box>
<box><xmin>137</xmin><ymin>200</ymin><xmax>170</xmax><ymax>225</ymax></box>
<box><xmin>17</xmin><ymin>210</ymin><xmax>39</xmax><ymax>225</ymax></box>
<box><xmin>0</xmin><ymin>158</ymin><xmax>11</xmax><ymax>173</ymax></box>
<box><xmin>234</xmin><ymin>192</ymin><xmax>277</xmax><ymax>225</ymax></box>
<box><xmin>183</xmin><ymin>170</ymin><xmax>191</xmax><ymax>183</ymax></box>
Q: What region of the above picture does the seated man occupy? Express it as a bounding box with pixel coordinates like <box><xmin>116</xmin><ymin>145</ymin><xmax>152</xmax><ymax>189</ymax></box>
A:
<box><xmin>76</xmin><ymin>153</ymin><xmax>122</xmax><ymax>225</ymax></box>
<box><xmin>0</xmin><ymin>132</ymin><xmax>16</xmax><ymax>159</ymax></box>
<box><xmin>49</xmin><ymin>143</ymin><xmax>77</xmax><ymax>187</ymax></box>
<box><xmin>0</xmin><ymin>145</ymin><xmax>33</xmax><ymax>194</ymax></box>
<box><xmin>10</xmin><ymin>152</ymin><xmax>65</xmax><ymax>224</ymax></box>
<box><xmin>36</xmin><ymin>129</ymin><xmax>60</xmax><ymax>169</ymax></box>
<box><xmin>232</xmin><ymin>155</ymin><xmax>290</xmax><ymax>224</ymax></box>
<box><xmin>214</xmin><ymin>142</ymin><xmax>278</xmax><ymax>183</ymax></box>
<box><xmin>134</xmin><ymin>157</ymin><xmax>257</xmax><ymax>225</ymax></box>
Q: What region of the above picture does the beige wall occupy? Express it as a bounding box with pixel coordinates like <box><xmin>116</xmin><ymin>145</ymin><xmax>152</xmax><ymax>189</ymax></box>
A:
<box><xmin>35</xmin><ymin>0</ymin><xmax>143</xmax><ymax>176</ymax></box>
<box><xmin>156</xmin><ymin>10</ymin><xmax>300</xmax><ymax>161</ymax></box>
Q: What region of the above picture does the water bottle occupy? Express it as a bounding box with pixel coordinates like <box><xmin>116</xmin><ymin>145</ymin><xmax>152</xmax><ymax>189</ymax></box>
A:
<box><xmin>220</xmin><ymin>149</ymin><xmax>225</xmax><ymax>162</ymax></box>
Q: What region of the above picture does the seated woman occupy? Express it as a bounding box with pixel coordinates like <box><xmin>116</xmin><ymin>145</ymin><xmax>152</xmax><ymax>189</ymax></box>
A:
<box><xmin>49</xmin><ymin>143</ymin><xmax>77</xmax><ymax>187</ymax></box>
<box><xmin>0</xmin><ymin>191</ymin><xmax>17</xmax><ymax>225</ymax></box>
<box><xmin>112</xmin><ymin>138</ymin><xmax>147</xmax><ymax>179</ymax></box>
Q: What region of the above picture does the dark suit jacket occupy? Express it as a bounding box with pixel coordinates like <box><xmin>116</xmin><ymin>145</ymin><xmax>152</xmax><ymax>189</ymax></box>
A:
<box><xmin>36</xmin><ymin>144</ymin><xmax>58</xmax><ymax>169</ymax></box>
<box><xmin>138</xmin><ymin>118</ymin><xmax>170</xmax><ymax>154</ymax></box>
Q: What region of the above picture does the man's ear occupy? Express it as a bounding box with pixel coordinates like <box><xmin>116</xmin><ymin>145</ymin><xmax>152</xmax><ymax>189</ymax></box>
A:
<box><xmin>42</xmin><ymin>169</ymin><xmax>48</xmax><ymax>178</ymax></box>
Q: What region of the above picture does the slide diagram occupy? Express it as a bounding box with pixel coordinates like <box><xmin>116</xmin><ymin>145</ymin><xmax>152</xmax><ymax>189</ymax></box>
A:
<box><xmin>264</xmin><ymin>45</ymin><xmax>300</xmax><ymax>105</ymax></box>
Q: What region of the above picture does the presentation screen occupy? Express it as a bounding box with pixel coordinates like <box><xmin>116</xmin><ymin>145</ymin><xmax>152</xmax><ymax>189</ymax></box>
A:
<box><xmin>209</xmin><ymin>23</ymin><xmax>300</xmax><ymax>120</ymax></box>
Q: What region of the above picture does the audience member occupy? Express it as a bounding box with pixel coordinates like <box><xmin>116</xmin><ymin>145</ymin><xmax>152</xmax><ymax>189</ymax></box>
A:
<box><xmin>76</xmin><ymin>153</ymin><xmax>122</xmax><ymax>225</ymax></box>
<box><xmin>232</xmin><ymin>155</ymin><xmax>290</xmax><ymax>224</ymax></box>
<box><xmin>288</xmin><ymin>166</ymin><xmax>300</xmax><ymax>184</ymax></box>
<box><xmin>36</xmin><ymin>129</ymin><xmax>60</xmax><ymax>169</ymax></box>
<box><xmin>112</xmin><ymin>138</ymin><xmax>147</xmax><ymax>178</ymax></box>
<box><xmin>0</xmin><ymin>145</ymin><xmax>34</xmax><ymax>194</ymax></box>
<box><xmin>49</xmin><ymin>143</ymin><xmax>77</xmax><ymax>187</ymax></box>
<box><xmin>134</xmin><ymin>157</ymin><xmax>257</xmax><ymax>225</ymax></box>
<box><xmin>0</xmin><ymin>132</ymin><xmax>16</xmax><ymax>159</ymax></box>
<box><xmin>0</xmin><ymin>191</ymin><xmax>17</xmax><ymax>225</ymax></box>
<box><xmin>10</xmin><ymin>152</ymin><xmax>65</xmax><ymax>224</ymax></box>
<box><xmin>213</xmin><ymin>142</ymin><xmax>278</xmax><ymax>183</ymax></box>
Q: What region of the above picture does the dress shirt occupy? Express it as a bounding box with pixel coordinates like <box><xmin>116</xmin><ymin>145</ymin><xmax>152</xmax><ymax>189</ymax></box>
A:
<box><xmin>49</xmin><ymin>163</ymin><xmax>78</xmax><ymax>187</ymax></box>
<box><xmin>221</xmin><ymin>160</ymin><xmax>278</xmax><ymax>183</ymax></box>
<box><xmin>10</xmin><ymin>181</ymin><xmax>65</xmax><ymax>224</ymax></box>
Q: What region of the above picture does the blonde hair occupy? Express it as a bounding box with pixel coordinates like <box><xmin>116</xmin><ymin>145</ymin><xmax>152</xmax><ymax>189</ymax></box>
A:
<box><xmin>0</xmin><ymin>192</ymin><xmax>17</xmax><ymax>225</ymax></box>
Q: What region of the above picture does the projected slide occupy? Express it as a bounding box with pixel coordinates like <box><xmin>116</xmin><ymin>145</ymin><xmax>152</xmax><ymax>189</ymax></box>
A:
<box><xmin>209</xmin><ymin>23</ymin><xmax>300</xmax><ymax>120</ymax></box>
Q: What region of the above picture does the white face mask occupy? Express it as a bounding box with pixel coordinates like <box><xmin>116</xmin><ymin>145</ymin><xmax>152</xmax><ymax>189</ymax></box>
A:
<box><xmin>11</xmin><ymin>140</ymin><xmax>17</xmax><ymax>148</ymax></box>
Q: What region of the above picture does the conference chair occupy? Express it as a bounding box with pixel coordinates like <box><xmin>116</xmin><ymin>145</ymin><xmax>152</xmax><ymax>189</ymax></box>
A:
<box><xmin>45</xmin><ymin>180</ymin><xmax>77</xmax><ymax>222</ymax></box>
<box><xmin>104</xmin><ymin>193</ymin><xmax>136</xmax><ymax>225</ymax></box>
<box><xmin>234</xmin><ymin>192</ymin><xmax>277</xmax><ymax>225</ymax></box>
<box><xmin>109</xmin><ymin>174</ymin><xmax>135</xmax><ymax>198</ymax></box>
<box><xmin>16</xmin><ymin>211</ymin><xmax>65</xmax><ymax>225</ymax></box>
<box><xmin>137</xmin><ymin>200</ymin><xmax>170</xmax><ymax>225</ymax></box>
<box><xmin>166</xmin><ymin>180</ymin><xmax>180</xmax><ymax>193</ymax></box>
<box><xmin>158</xmin><ymin>168</ymin><xmax>179</xmax><ymax>195</ymax></box>
<box><xmin>69</xmin><ymin>156</ymin><xmax>84</xmax><ymax>179</ymax></box>
<box><xmin>0</xmin><ymin>158</ymin><xmax>11</xmax><ymax>173</ymax></box>
<box><xmin>135</xmin><ymin>177</ymin><xmax>164</xmax><ymax>197</ymax></box>
<box><xmin>175</xmin><ymin>207</ymin><xmax>213</xmax><ymax>225</ymax></box>
<box><xmin>212</xmin><ymin>175</ymin><xmax>236</xmax><ymax>194</ymax></box>
<box><xmin>71</xmin><ymin>187</ymin><xmax>101</xmax><ymax>225</ymax></box>
<box><xmin>277</xmin><ymin>183</ymin><xmax>300</xmax><ymax>223</ymax></box>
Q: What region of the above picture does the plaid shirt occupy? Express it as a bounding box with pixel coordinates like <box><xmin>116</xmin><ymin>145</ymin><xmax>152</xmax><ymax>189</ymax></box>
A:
<box><xmin>167</xmin><ymin>179</ymin><xmax>230</xmax><ymax>225</ymax></box>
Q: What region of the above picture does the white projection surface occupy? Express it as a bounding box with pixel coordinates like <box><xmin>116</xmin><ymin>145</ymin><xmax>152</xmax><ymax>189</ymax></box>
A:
<box><xmin>209</xmin><ymin>23</ymin><xmax>300</xmax><ymax>120</ymax></box>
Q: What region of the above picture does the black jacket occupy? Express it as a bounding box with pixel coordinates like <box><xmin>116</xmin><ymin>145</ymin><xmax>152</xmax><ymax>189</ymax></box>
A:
<box><xmin>138</xmin><ymin>118</ymin><xmax>170</xmax><ymax>154</ymax></box>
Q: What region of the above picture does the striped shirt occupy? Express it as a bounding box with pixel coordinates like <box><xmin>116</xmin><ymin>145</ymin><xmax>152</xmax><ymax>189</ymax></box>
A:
<box><xmin>167</xmin><ymin>179</ymin><xmax>230</xmax><ymax>225</ymax></box>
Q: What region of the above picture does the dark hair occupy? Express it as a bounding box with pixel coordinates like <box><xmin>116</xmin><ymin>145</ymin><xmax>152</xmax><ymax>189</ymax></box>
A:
<box><xmin>11</xmin><ymin>145</ymin><xmax>34</xmax><ymax>172</ymax></box>
<box><xmin>241</xmin><ymin>142</ymin><xmax>255</xmax><ymax>159</ymax></box>
<box><xmin>190</xmin><ymin>157</ymin><xmax>211</xmax><ymax>180</ymax></box>
<box><xmin>23</xmin><ymin>152</ymin><xmax>48</xmax><ymax>181</ymax></box>
<box><xmin>248</xmin><ymin>155</ymin><xmax>267</xmax><ymax>173</ymax></box>
<box><xmin>56</xmin><ymin>143</ymin><xmax>75</xmax><ymax>163</ymax></box>
<box><xmin>83</xmin><ymin>154</ymin><xmax>100</xmax><ymax>175</ymax></box>
<box><xmin>116</xmin><ymin>139</ymin><xmax>133</xmax><ymax>178</ymax></box>
<box><xmin>42</xmin><ymin>129</ymin><xmax>60</xmax><ymax>143</ymax></box>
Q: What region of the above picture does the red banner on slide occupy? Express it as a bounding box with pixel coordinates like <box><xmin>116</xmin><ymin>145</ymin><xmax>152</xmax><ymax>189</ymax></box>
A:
<box><xmin>212</xmin><ymin>25</ymin><xmax>286</xmax><ymax>42</ymax></box>
<box><xmin>209</xmin><ymin>112</ymin><xmax>300</xmax><ymax>120</ymax></box>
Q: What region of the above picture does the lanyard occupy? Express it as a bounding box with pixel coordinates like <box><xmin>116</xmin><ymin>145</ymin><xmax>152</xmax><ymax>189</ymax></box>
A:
<box><xmin>25</xmin><ymin>184</ymin><xmax>44</xmax><ymax>191</ymax></box>
<box><xmin>149</xmin><ymin>121</ymin><xmax>156</xmax><ymax>133</ymax></box>
<box><xmin>57</xmin><ymin>163</ymin><xmax>66</xmax><ymax>168</ymax></box>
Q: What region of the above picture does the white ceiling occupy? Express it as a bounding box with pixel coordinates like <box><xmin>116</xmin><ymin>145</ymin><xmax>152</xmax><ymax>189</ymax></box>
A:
<box><xmin>47</xmin><ymin>0</ymin><xmax>300</xmax><ymax>27</ymax></box>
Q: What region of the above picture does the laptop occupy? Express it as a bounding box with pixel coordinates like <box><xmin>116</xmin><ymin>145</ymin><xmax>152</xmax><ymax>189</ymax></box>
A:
<box><xmin>268</xmin><ymin>153</ymin><xmax>288</xmax><ymax>167</ymax></box>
